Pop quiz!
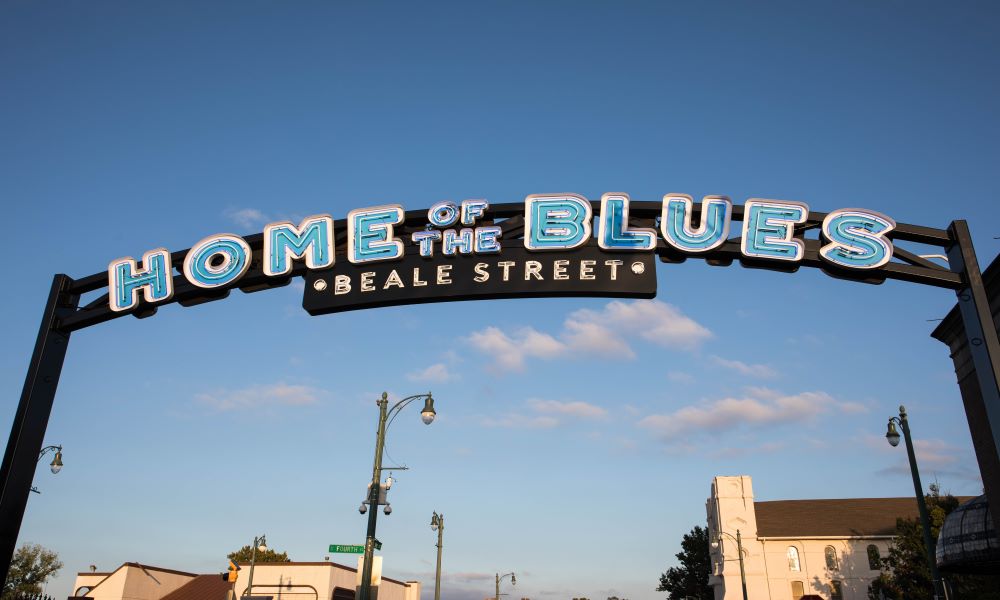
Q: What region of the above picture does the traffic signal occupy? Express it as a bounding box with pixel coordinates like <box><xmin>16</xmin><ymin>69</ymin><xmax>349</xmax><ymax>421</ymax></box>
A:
<box><xmin>221</xmin><ymin>559</ymin><xmax>240</xmax><ymax>582</ymax></box>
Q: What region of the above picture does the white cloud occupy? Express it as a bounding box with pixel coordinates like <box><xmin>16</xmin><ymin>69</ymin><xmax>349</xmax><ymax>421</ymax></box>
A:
<box><xmin>466</xmin><ymin>300</ymin><xmax>710</xmax><ymax>372</ymax></box>
<box><xmin>224</xmin><ymin>207</ymin><xmax>270</xmax><ymax>229</ymax></box>
<box><xmin>667</xmin><ymin>371</ymin><xmax>696</xmax><ymax>384</ymax></box>
<box><xmin>710</xmin><ymin>355</ymin><xmax>778</xmax><ymax>378</ymax></box>
<box><xmin>527</xmin><ymin>398</ymin><xmax>607</xmax><ymax>420</ymax></box>
<box><xmin>638</xmin><ymin>387</ymin><xmax>845</xmax><ymax>442</ymax></box>
<box><xmin>480</xmin><ymin>414</ymin><xmax>560</xmax><ymax>429</ymax></box>
<box><xmin>466</xmin><ymin>326</ymin><xmax>565</xmax><ymax>372</ymax></box>
<box><xmin>196</xmin><ymin>383</ymin><xmax>324</xmax><ymax>412</ymax></box>
<box><xmin>480</xmin><ymin>398</ymin><xmax>607</xmax><ymax>429</ymax></box>
<box><xmin>407</xmin><ymin>363</ymin><xmax>456</xmax><ymax>383</ymax></box>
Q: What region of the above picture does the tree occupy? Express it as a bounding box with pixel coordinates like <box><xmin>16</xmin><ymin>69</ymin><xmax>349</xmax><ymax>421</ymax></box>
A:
<box><xmin>2</xmin><ymin>543</ymin><xmax>63</xmax><ymax>597</ymax></box>
<box><xmin>657</xmin><ymin>525</ymin><xmax>712</xmax><ymax>600</ymax></box>
<box><xmin>227</xmin><ymin>545</ymin><xmax>290</xmax><ymax>563</ymax></box>
<box><xmin>868</xmin><ymin>485</ymin><xmax>1000</xmax><ymax>600</ymax></box>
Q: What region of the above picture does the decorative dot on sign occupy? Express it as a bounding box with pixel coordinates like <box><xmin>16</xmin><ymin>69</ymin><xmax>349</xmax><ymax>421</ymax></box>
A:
<box><xmin>313</xmin><ymin>279</ymin><xmax>328</xmax><ymax>291</ymax></box>
<box><xmin>631</xmin><ymin>261</ymin><xmax>645</xmax><ymax>274</ymax></box>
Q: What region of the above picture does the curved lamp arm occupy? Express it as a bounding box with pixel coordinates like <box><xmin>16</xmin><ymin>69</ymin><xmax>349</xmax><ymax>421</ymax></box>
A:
<box><xmin>385</xmin><ymin>392</ymin><xmax>436</xmax><ymax>430</ymax></box>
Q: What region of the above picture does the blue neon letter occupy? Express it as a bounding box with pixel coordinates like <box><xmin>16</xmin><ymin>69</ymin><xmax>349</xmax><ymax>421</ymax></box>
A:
<box><xmin>660</xmin><ymin>195</ymin><xmax>732</xmax><ymax>253</ymax></box>
<box><xmin>183</xmin><ymin>234</ymin><xmax>252</xmax><ymax>288</ymax></box>
<box><xmin>108</xmin><ymin>249</ymin><xmax>174</xmax><ymax>312</ymax></box>
<box><xmin>741</xmin><ymin>200</ymin><xmax>809</xmax><ymax>262</ymax></box>
<box><xmin>597</xmin><ymin>193</ymin><xmax>656</xmax><ymax>251</ymax></box>
<box><xmin>524</xmin><ymin>194</ymin><xmax>592</xmax><ymax>251</ymax></box>
<box><xmin>263</xmin><ymin>215</ymin><xmax>335</xmax><ymax>276</ymax></box>
<box><xmin>348</xmin><ymin>205</ymin><xmax>405</xmax><ymax>264</ymax></box>
<box><xmin>820</xmin><ymin>209</ymin><xmax>895</xmax><ymax>269</ymax></box>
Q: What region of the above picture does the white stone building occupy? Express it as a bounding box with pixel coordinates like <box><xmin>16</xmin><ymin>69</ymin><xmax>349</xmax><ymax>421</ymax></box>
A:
<box><xmin>706</xmin><ymin>475</ymin><xmax>958</xmax><ymax>600</ymax></box>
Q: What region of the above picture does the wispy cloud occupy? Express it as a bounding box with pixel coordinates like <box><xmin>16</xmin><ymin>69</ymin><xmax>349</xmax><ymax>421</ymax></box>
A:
<box><xmin>481</xmin><ymin>398</ymin><xmax>607</xmax><ymax>429</ymax></box>
<box><xmin>527</xmin><ymin>398</ymin><xmax>607</xmax><ymax>419</ymax></box>
<box><xmin>466</xmin><ymin>300</ymin><xmax>711</xmax><ymax>372</ymax></box>
<box><xmin>638</xmin><ymin>387</ymin><xmax>851</xmax><ymax>443</ymax></box>
<box><xmin>867</xmin><ymin>435</ymin><xmax>981</xmax><ymax>484</ymax></box>
<box><xmin>480</xmin><ymin>413</ymin><xmax>561</xmax><ymax>429</ymax></box>
<box><xmin>407</xmin><ymin>363</ymin><xmax>457</xmax><ymax>383</ymax></box>
<box><xmin>224</xmin><ymin>207</ymin><xmax>270</xmax><ymax>229</ymax></box>
<box><xmin>710</xmin><ymin>355</ymin><xmax>778</xmax><ymax>378</ymax></box>
<box><xmin>667</xmin><ymin>371</ymin><xmax>696</xmax><ymax>384</ymax></box>
<box><xmin>195</xmin><ymin>382</ymin><xmax>325</xmax><ymax>412</ymax></box>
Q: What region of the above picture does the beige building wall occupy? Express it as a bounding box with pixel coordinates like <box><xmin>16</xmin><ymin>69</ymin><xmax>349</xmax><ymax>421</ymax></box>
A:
<box><xmin>76</xmin><ymin>564</ymin><xmax>195</xmax><ymax>600</ymax></box>
<box><xmin>234</xmin><ymin>561</ymin><xmax>418</xmax><ymax>600</ymax></box>
<box><xmin>707</xmin><ymin>476</ymin><xmax>892</xmax><ymax>600</ymax></box>
<box><xmin>74</xmin><ymin>561</ymin><xmax>420</xmax><ymax>600</ymax></box>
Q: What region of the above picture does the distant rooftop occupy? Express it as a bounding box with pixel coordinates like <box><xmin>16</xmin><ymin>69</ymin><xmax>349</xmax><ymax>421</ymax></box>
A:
<box><xmin>755</xmin><ymin>497</ymin><xmax>973</xmax><ymax>538</ymax></box>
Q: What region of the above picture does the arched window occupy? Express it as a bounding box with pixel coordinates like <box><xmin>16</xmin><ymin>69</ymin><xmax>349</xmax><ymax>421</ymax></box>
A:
<box><xmin>825</xmin><ymin>545</ymin><xmax>840</xmax><ymax>570</ymax></box>
<box><xmin>867</xmin><ymin>544</ymin><xmax>881</xmax><ymax>570</ymax></box>
<box><xmin>787</xmin><ymin>546</ymin><xmax>801</xmax><ymax>571</ymax></box>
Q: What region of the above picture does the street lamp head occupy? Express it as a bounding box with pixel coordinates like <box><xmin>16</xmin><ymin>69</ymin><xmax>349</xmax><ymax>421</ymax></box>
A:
<box><xmin>710</xmin><ymin>539</ymin><xmax>720</xmax><ymax>550</ymax></box>
<box><xmin>886</xmin><ymin>419</ymin><xmax>901</xmax><ymax>447</ymax></box>
<box><xmin>359</xmin><ymin>502</ymin><xmax>368</xmax><ymax>514</ymax></box>
<box><xmin>511</xmin><ymin>574</ymin><xmax>516</xmax><ymax>586</ymax></box>
<box><xmin>384</xmin><ymin>504</ymin><xmax>392</xmax><ymax>516</ymax></box>
<box><xmin>420</xmin><ymin>394</ymin><xmax>436</xmax><ymax>425</ymax></box>
<box><xmin>431</xmin><ymin>512</ymin><xmax>440</xmax><ymax>530</ymax></box>
<box><xmin>49</xmin><ymin>447</ymin><xmax>63</xmax><ymax>474</ymax></box>
<box><xmin>258</xmin><ymin>535</ymin><xmax>267</xmax><ymax>553</ymax></box>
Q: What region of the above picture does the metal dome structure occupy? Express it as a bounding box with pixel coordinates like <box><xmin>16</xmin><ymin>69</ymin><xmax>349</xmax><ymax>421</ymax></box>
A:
<box><xmin>936</xmin><ymin>495</ymin><xmax>1000</xmax><ymax>574</ymax></box>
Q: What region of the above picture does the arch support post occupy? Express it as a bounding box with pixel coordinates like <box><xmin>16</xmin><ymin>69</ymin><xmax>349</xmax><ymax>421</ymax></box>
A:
<box><xmin>935</xmin><ymin>221</ymin><xmax>1000</xmax><ymax>530</ymax></box>
<box><xmin>0</xmin><ymin>274</ymin><xmax>78</xmax><ymax>586</ymax></box>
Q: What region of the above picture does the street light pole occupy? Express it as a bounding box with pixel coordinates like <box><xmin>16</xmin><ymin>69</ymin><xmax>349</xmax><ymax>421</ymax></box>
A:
<box><xmin>358</xmin><ymin>392</ymin><xmax>436</xmax><ymax>600</ymax></box>
<box><xmin>243</xmin><ymin>534</ymin><xmax>267</xmax><ymax>598</ymax></box>
<box><xmin>885</xmin><ymin>405</ymin><xmax>946</xmax><ymax>600</ymax></box>
<box><xmin>714</xmin><ymin>530</ymin><xmax>748</xmax><ymax>600</ymax></box>
<box><xmin>430</xmin><ymin>512</ymin><xmax>444</xmax><ymax>600</ymax></box>
<box><xmin>495</xmin><ymin>571</ymin><xmax>515</xmax><ymax>600</ymax></box>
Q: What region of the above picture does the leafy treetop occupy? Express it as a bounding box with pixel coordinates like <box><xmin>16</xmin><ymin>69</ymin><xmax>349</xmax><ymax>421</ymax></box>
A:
<box><xmin>2</xmin><ymin>543</ymin><xmax>63</xmax><ymax>597</ymax></box>
<box><xmin>227</xmin><ymin>545</ymin><xmax>290</xmax><ymax>563</ymax></box>
<box><xmin>657</xmin><ymin>525</ymin><xmax>712</xmax><ymax>600</ymax></box>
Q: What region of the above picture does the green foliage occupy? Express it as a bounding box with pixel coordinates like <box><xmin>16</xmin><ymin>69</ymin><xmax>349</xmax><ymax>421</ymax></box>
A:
<box><xmin>868</xmin><ymin>485</ymin><xmax>1000</xmax><ymax>600</ymax></box>
<box><xmin>657</xmin><ymin>525</ymin><xmax>712</xmax><ymax>600</ymax></box>
<box><xmin>1</xmin><ymin>543</ymin><xmax>63</xmax><ymax>597</ymax></box>
<box><xmin>227</xmin><ymin>545</ymin><xmax>290</xmax><ymax>563</ymax></box>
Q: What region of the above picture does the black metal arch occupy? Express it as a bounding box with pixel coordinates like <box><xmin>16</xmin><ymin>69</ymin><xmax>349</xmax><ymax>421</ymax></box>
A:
<box><xmin>2</xmin><ymin>198</ymin><xmax>999</xmax><ymax>588</ymax></box>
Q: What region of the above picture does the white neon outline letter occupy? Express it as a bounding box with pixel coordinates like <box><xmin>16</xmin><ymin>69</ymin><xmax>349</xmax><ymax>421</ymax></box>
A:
<box><xmin>348</xmin><ymin>204</ymin><xmax>405</xmax><ymax>264</ymax></box>
<box><xmin>524</xmin><ymin>193</ymin><xmax>593</xmax><ymax>251</ymax></box>
<box><xmin>460</xmin><ymin>199</ymin><xmax>490</xmax><ymax>226</ymax></box>
<box><xmin>597</xmin><ymin>192</ymin><xmax>657</xmax><ymax>251</ymax></box>
<box><xmin>820</xmin><ymin>208</ymin><xmax>896</xmax><ymax>270</ymax></box>
<box><xmin>660</xmin><ymin>194</ymin><xmax>732</xmax><ymax>253</ymax></box>
<box><xmin>182</xmin><ymin>234</ymin><xmax>253</xmax><ymax>289</ymax></box>
<box><xmin>741</xmin><ymin>199</ymin><xmax>810</xmax><ymax>262</ymax></box>
<box><xmin>263</xmin><ymin>214</ymin><xmax>335</xmax><ymax>277</ymax></box>
<box><xmin>428</xmin><ymin>201</ymin><xmax>460</xmax><ymax>228</ymax></box>
<box><xmin>108</xmin><ymin>248</ymin><xmax>174</xmax><ymax>312</ymax></box>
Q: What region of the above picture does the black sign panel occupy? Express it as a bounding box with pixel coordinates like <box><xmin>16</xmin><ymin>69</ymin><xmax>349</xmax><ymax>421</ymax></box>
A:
<box><xmin>303</xmin><ymin>246</ymin><xmax>657</xmax><ymax>315</ymax></box>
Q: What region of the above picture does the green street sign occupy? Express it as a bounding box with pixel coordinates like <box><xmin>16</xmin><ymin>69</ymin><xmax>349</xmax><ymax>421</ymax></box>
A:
<box><xmin>328</xmin><ymin>544</ymin><xmax>365</xmax><ymax>554</ymax></box>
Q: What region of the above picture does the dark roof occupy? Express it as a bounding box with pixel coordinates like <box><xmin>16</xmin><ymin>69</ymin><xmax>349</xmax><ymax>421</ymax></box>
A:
<box><xmin>755</xmin><ymin>497</ymin><xmax>973</xmax><ymax>538</ymax></box>
<box><xmin>160</xmin><ymin>575</ymin><xmax>232</xmax><ymax>600</ymax></box>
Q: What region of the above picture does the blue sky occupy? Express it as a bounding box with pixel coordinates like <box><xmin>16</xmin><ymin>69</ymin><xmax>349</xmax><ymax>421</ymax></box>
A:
<box><xmin>2</xmin><ymin>1</ymin><xmax>999</xmax><ymax>599</ymax></box>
